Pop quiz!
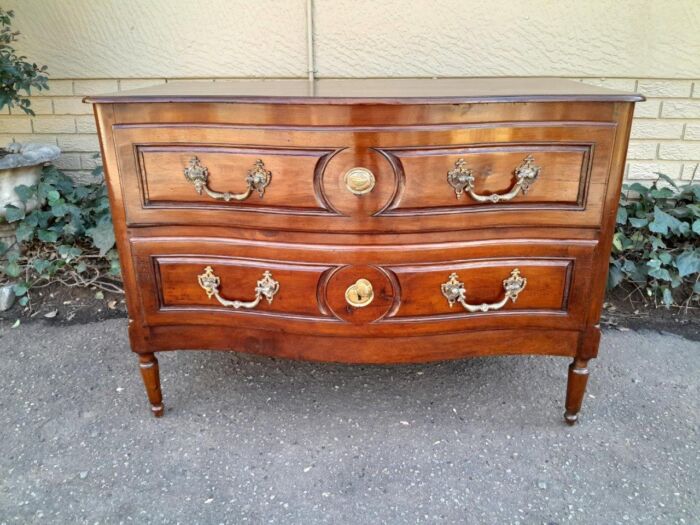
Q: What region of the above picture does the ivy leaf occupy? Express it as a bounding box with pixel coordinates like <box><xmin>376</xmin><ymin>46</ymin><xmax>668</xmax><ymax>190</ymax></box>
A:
<box><xmin>14</xmin><ymin>221</ymin><xmax>35</xmax><ymax>242</ymax></box>
<box><xmin>4</xmin><ymin>204</ymin><xmax>25</xmax><ymax>222</ymax></box>
<box><xmin>46</xmin><ymin>189</ymin><xmax>60</xmax><ymax>203</ymax></box>
<box><xmin>32</xmin><ymin>258</ymin><xmax>51</xmax><ymax>275</ymax></box>
<box><xmin>608</xmin><ymin>265</ymin><xmax>623</xmax><ymax>289</ymax></box>
<box><xmin>616</xmin><ymin>207</ymin><xmax>628</xmax><ymax>225</ymax></box>
<box><xmin>58</xmin><ymin>245</ymin><xmax>82</xmax><ymax>260</ymax></box>
<box><xmin>658</xmin><ymin>251</ymin><xmax>672</xmax><ymax>265</ymax></box>
<box><xmin>612</xmin><ymin>232</ymin><xmax>623</xmax><ymax>252</ymax></box>
<box><xmin>649</xmin><ymin>206</ymin><xmax>682</xmax><ymax>235</ymax></box>
<box><xmin>675</xmin><ymin>250</ymin><xmax>700</xmax><ymax>278</ymax></box>
<box><xmin>670</xmin><ymin>272</ymin><xmax>683</xmax><ymax>288</ymax></box>
<box><xmin>37</xmin><ymin>229</ymin><xmax>58</xmax><ymax>243</ymax></box>
<box><xmin>109</xmin><ymin>257</ymin><xmax>121</xmax><ymax>276</ymax></box>
<box><xmin>4</xmin><ymin>261</ymin><xmax>21</xmax><ymax>277</ymax></box>
<box><xmin>49</xmin><ymin>202</ymin><xmax>70</xmax><ymax>217</ymax></box>
<box><xmin>12</xmin><ymin>283</ymin><xmax>28</xmax><ymax>296</ymax></box>
<box><xmin>626</xmin><ymin>183</ymin><xmax>649</xmax><ymax>196</ymax></box>
<box><xmin>629</xmin><ymin>217</ymin><xmax>648</xmax><ymax>228</ymax></box>
<box><xmin>650</xmin><ymin>187</ymin><xmax>675</xmax><ymax>199</ymax></box>
<box><xmin>86</xmin><ymin>220</ymin><xmax>115</xmax><ymax>256</ymax></box>
<box><xmin>13</xmin><ymin>184</ymin><xmax>34</xmax><ymax>203</ymax></box>
<box><xmin>650</xmin><ymin>236</ymin><xmax>667</xmax><ymax>250</ymax></box>
<box><xmin>687</xmin><ymin>184</ymin><xmax>700</xmax><ymax>200</ymax></box>
<box><xmin>693</xmin><ymin>220</ymin><xmax>700</xmax><ymax>235</ymax></box>
<box><xmin>648</xmin><ymin>267</ymin><xmax>672</xmax><ymax>281</ymax></box>
<box><xmin>654</xmin><ymin>173</ymin><xmax>679</xmax><ymax>189</ymax></box>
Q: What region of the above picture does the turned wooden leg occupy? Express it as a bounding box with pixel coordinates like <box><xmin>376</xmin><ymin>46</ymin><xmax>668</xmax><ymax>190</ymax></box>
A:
<box><xmin>564</xmin><ymin>357</ymin><xmax>590</xmax><ymax>425</ymax></box>
<box><xmin>138</xmin><ymin>353</ymin><xmax>164</xmax><ymax>417</ymax></box>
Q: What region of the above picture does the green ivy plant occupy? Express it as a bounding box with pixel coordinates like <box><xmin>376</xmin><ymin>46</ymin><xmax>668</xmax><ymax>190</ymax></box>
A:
<box><xmin>0</xmin><ymin>8</ymin><xmax>49</xmax><ymax>116</ymax></box>
<box><xmin>0</xmin><ymin>164</ymin><xmax>121</xmax><ymax>306</ymax></box>
<box><xmin>609</xmin><ymin>173</ymin><xmax>700</xmax><ymax>308</ymax></box>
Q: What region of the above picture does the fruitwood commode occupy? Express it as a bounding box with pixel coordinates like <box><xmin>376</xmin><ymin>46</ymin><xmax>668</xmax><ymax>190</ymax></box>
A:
<box><xmin>87</xmin><ymin>79</ymin><xmax>642</xmax><ymax>423</ymax></box>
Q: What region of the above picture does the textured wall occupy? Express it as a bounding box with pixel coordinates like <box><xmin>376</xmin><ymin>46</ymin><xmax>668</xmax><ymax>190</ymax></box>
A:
<box><xmin>314</xmin><ymin>0</ymin><xmax>700</xmax><ymax>78</ymax></box>
<box><xmin>1</xmin><ymin>0</ymin><xmax>308</xmax><ymax>78</ymax></box>
<box><xmin>6</xmin><ymin>0</ymin><xmax>699</xmax><ymax>79</ymax></box>
<box><xmin>0</xmin><ymin>0</ymin><xmax>699</xmax><ymax>184</ymax></box>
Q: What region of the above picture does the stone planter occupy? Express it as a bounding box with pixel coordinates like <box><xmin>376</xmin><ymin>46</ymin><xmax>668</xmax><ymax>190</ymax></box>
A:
<box><xmin>0</xmin><ymin>143</ymin><xmax>60</xmax><ymax>247</ymax></box>
<box><xmin>0</xmin><ymin>142</ymin><xmax>61</xmax><ymax>310</ymax></box>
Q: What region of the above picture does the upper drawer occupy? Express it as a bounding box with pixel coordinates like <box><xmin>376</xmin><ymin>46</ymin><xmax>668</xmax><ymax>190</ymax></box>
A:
<box><xmin>113</xmin><ymin>123</ymin><xmax>616</xmax><ymax>232</ymax></box>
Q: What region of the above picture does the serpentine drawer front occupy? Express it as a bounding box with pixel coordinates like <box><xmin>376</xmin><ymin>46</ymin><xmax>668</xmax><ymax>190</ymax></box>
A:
<box><xmin>114</xmin><ymin>124</ymin><xmax>614</xmax><ymax>232</ymax></box>
<box><xmin>131</xmin><ymin>237</ymin><xmax>593</xmax><ymax>336</ymax></box>
<box><xmin>87</xmin><ymin>78</ymin><xmax>642</xmax><ymax>423</ymax></box>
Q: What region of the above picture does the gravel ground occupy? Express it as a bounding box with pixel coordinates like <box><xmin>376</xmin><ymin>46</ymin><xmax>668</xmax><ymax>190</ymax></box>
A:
<box><xmin>0</xmin><ymin>319</ymin><xmax>697</xmax><ymax>524</ymax></box>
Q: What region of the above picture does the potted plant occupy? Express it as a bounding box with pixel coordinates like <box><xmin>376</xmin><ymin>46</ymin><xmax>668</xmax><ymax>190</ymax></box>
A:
<box><xmin>0</xmin><ymin>8</ymin><xmax>58</xmax><ymax>310</ymax></box>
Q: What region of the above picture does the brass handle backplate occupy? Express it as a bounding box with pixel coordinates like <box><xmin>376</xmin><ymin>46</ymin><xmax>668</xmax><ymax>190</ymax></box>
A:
<box><xmin>345</xmin><ymin>278</ymin><xmax>374</xmax><ymax>308</ymax></box>
<box><xmin>344</xmin><ymin>167</ymin><xmax>376</xmax><ymax>195</ymax></box>
<box><xmin>184</xmin><ymin>156</ymin><xmax>271</xmax><ymax>201</ymax></box>
<box><xmin>440</xmin><ymin>269</ymin><xmax>527</xmax><ymax>313</ymax></box>
<box><xmin>447</xmin><ymin>155</ymin><xmax>540</xmax><ymax>202</ymax></box>
<box><xmin>197</xmin><ymin>266</ymin><xmax>279</xmax><ymax>309</ymax></box>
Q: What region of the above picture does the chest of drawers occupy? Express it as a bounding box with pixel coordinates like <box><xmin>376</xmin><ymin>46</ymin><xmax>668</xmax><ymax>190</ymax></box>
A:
<box><xmin>88</xmin><ymin>78</ymin><xmax>641</xmax><ymax>423</ymax></box>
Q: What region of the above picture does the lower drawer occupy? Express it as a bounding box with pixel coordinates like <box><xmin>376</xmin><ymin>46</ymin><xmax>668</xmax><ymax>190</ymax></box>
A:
<box><xmin>130</xmin><ymin>237</ymin><xmax>596</xmax><ymax>338</ymax></box>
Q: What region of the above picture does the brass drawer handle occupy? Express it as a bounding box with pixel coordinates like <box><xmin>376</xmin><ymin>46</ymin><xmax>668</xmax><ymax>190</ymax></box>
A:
<box><xmin>197</xmin><ymin>266</ymin><xmax>279</xmax><ymax>309</ymax></box>
<box><xmin>345</xmin><ymin>278</ymin><xmax>374</xmax><ymax>308</ymax></box>
<box><xmin>441</xmin><ymin>269</ymin><xmax>527</xmax><ymax>313</ymax></box>
<box><xmin>447</xmin><ymin>155</ymin><xmax>540</xmax><ymax>202</ymax></box>
<box><xmin>184</xmin><ymin>156</ymin><xmax>271</xmax><ymax>201</ymax></box>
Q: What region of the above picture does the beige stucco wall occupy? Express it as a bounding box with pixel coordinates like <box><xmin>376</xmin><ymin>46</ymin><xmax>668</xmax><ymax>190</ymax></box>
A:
<box><xmin>1</xmin><ymin>0</ymin><xmax>699</xmax><ymax>183</ymax></box>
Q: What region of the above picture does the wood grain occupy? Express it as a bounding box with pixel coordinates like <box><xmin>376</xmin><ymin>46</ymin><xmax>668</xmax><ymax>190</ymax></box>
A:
<box><xmin>90</xmin><ymin>79</ymin><xmax>638</xmax><ymax>420</ymax></box>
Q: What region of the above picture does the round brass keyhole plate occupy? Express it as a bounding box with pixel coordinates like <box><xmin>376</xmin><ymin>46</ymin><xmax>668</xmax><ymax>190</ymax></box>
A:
<box><xmin>345</xmin><ymin>278</ymin><xmax>374</xmax><ymax>308</ymax></box>
<box><xmin>344</xmin><ymin>167</ymin><xmax>376</xmax><ymax>195</ymax></box>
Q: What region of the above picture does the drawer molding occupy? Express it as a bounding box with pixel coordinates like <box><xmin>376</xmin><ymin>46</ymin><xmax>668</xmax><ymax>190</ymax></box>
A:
<box><xmin>115</xmin><ymin>124</ymin><xmax>614</xmax><ymax>232</ymax></box>
<box><xmin>383</xmin><ymin>257</ymin><xmax>574</xmax><ymax>323</ymax></box>
<box><xmin>151</xmin><ymin>255</ymin><xmax>341</xmax><ymax>323</ymax></box>
<box><xmin>134</xmin><ymin>143</ymin><xmax>343</xmax><ymax>217</ymax></box>
<box><xmin>376</xmin><ymin>142</ymin><xmax>594</xmax><ymax>216</ymax></box>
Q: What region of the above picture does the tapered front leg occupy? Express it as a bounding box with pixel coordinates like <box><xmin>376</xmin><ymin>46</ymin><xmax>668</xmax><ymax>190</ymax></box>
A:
<box><xmin>564</xmin><ymin>357</ymin><xmax>590</xmax><ymax>425</ymax></box>
<box><xmin>138</xmin><ymin>353</ymin><xmax>164</xmax><ymax>417</ymax></box>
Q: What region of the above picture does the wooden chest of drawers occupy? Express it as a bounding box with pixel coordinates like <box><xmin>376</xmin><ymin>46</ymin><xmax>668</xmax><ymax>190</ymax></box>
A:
<box><xmin>88</xmin><ymin>78</ymin><xmax>642</xmax><ymax>423</ymax></box>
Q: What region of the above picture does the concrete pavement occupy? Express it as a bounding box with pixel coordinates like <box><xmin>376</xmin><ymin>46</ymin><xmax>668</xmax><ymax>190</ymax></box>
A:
<box><xmin>0</xmin><ymin>319</ymin><xmax>697</xmax><ymax>524</ymax></box>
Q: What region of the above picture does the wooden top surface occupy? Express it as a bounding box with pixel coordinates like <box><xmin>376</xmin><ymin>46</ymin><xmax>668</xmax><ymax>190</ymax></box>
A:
<box><xmin>86</xmin><ymin>77</ymin><xmax>643</xmax><ymax>104</ymax></box>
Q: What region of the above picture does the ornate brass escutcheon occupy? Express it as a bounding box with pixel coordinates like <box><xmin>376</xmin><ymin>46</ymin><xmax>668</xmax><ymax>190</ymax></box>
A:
<box><xmin>197</xmin><ymin>266</ymin><xmax>279</xmax><ymax>309</ymax></box>
<box><xmin>447</xmin><ymin>155</ymin><xmax>540</xmax><ymax>202</ymax></box>
<box><xmin>345</xmin><ymin>278</ymin><xmax>374</xmax><ymax>308</ymax></box>
<box><xmin>344</xmin><ymin>167</ymin><xmax>376</xmax><ymax>195</ymax></box>
<box><xmin>184</xmin><ymin>156</ymin><xmax>272</xmax><ymax>201</ymax></box>
<box><xmin>440</xmin><ymin>269</ymin><xmax>527</xmax><ymax>313</ymax></box>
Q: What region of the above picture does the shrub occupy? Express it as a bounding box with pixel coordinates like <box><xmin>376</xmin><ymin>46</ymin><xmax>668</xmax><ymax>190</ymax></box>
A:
<box><xmin>0</xmin><ymin>8</ymin><xmax>49</xmax><ymax>115</ymax></box>
<box><xmin>609</xmin><ymin>173</ymin><xmax>700</xmax><ymax>308</ymax></box>
<box><xmin>0</xmin><ymin>165</ymin><xmax>121</xmax><ymax>306</ymax></box>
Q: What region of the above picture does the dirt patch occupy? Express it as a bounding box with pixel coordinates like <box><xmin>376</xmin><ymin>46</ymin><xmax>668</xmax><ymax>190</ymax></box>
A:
<box><xmin>1</xmin><ymin>281</ymin><xmax>698</xmax><ymax>341</ymax></box>
<box><xmin>0</xmin><ymin>282</ymin><xmax>127</xmax><ymax>329</ymax></box>
<box><xmin>601</xmin><ymin>285</ymin><xmax>699</xmax><ymax>341</ymax></box>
